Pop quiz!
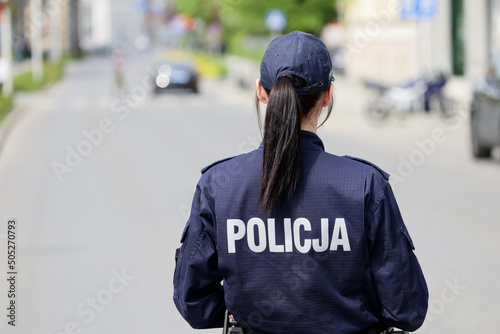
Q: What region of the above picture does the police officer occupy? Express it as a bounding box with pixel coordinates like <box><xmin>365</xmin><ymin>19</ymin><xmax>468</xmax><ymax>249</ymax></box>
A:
<box><xmin>173</xmin><ymin>31</ymin><xmax>428</xmax><ymax>334</ymax></box>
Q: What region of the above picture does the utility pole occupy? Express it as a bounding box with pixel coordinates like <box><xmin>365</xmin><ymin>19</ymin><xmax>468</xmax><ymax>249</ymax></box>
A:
<box><xmin>30</xmin><ymin>0</ymin><xmax>43</xmax><ymax>82</ymax></box>
<box><xmin>69</xmin><ymin>0</ymin><xmax>81</xmax><ymax>56</ymax></box>
<box><xmin>1</xmin><ymin>2</ymin><xmax>13</xmax><ymax>96</ymax></box>
<box><xmin>50</xmin><ymin>1</ymin><xmax>62</xmax><ymax>63</ymax></box>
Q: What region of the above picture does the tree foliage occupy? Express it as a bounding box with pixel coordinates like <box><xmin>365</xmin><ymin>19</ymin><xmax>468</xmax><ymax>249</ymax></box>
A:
<box><xmin>174</xmin><ymin>0</ymin><xmax>337</xmax><ymax>37</ymax></box>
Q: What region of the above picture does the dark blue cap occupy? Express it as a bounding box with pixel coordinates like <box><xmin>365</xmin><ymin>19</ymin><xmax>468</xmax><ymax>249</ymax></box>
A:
<box><xmin>260</xmin><ymin>31</ymin><xmax>334</xmax><ymax>95</ymax></box>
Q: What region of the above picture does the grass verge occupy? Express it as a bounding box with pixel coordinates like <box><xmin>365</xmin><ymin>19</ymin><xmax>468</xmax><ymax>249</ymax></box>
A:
<box><xmin>0</xmin><ymin>58</ymin><xmax>68</xmax><ymax>125</ymax></box>
<box><xmin>13</xmin><ymin>60</ymin><xmax>67</xmax><ymax>92</ymax></box>
<box><xmin>0</xmin><ymin>94</ymin><xmax>14</xmax><ymax>124</ymax></box>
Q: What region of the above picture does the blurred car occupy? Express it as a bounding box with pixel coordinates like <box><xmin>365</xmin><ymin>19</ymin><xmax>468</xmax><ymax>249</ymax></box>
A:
<box><xmin>470</xmin><ymin>77</ymin><xmax>500</xmax><ymax>158</ymax></box>
<box><xmin>153</xmin><ymin>61</ymin><xmax>199</xmax><ymax>94</ymax></box>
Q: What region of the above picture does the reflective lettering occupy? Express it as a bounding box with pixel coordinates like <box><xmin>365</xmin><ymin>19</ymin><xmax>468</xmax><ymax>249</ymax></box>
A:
<box><xmin>293</xmin><ymin>218</ymin><xmax>311</xmax><ymax>254</ymax></box>
<box><xmin>247</xmin><ymin>218</ymin><xmax>267</xmax><ymax>253</ymax></box>
<box><xmin>227</xmin><ymin>219</ymin><xmax>245</xmax><ymax>253</ymax></box>
<box><xmin>284</xmin><ymin>218</ymin><xmax>293</xmax><ymax>252</ymax></box>
<box><xmin>330</xmin><ymin>218</ymin><xmax>351</xmax><ymax>251</ymax></box>
<box><xmin>267</xmin><ymin>219</ymin><xmax>284</xmax><ymax>252</ymax></box>
<box><xmin>312</xmin><ymin>218</ymin><xmax>329</xmax><ymax>252</ymax></box>
<box><xmin>226</xmin><ymin>217</ymin><xmax>351</xmax><ymax>253</ymax></box>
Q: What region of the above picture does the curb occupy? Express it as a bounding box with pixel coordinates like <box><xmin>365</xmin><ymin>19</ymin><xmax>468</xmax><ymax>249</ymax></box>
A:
<box><xmin>0</xmin><ymin>100</ymin><xmax>30</xmax><ymax>157</ymax></box>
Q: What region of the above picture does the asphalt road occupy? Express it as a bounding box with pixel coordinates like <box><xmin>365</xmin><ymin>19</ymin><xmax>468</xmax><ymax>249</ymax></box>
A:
<box><xmin>0</xmin><ymin>49</ymin><xmax>499</xmax><ymax>334</ymax></box>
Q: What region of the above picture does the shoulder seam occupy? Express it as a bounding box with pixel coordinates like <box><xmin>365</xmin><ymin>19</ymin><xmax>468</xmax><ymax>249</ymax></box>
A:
<box><xmin>201</xmin><ymin>156</ymin><xmax>237</xmax><ymax>174</ymax></box>
<box><xmin>343</xmin><ymin>155</ymin><xmax>390</xmax><ymax>180</ymax></box>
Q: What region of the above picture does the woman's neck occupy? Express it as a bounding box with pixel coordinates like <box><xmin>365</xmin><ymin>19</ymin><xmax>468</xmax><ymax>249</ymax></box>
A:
<box><xmin>301</xmin><ymin>121</ymin><xmax>317</xmax><ymax>133</ymax></box>
<box><xmin>301</xmin><ymin>107</ymin><xmax>321</xmax><ymax>133</ymax></box>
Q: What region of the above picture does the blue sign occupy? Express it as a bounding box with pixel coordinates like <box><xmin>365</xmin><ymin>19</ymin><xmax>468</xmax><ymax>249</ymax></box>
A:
<box><xmin>401</xmin><ymin>0</ymin><xmax>438</xmax><ymax>20</ymax></box>
<box><xmin>265</xmin><ymin>9</ymin><xmax>287</xmax><ymax>33</ymax></box>
<box><xmin>400</xmin><ymin>0</ymin><xmax>418</xmax><ymax>19</ymax></box>
<box><xmin>133</xmin><ymin>0</ymin><xmax>149</xmax><ymax>13</ymax></box>
<box><xmin>419</xmin><ymin>0</ymin><xmax>438</xmax><ymax>18</ymax></box>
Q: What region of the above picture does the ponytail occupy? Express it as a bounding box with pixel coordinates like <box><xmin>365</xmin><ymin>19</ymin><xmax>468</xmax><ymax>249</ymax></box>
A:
<box><xmin>258</xmin><ymin>76</ymin><xmax>302</xmax><ymax>212</ymax></box>
<box><xmin>256</xmin><ymin>75</ymin><xmax>332</xmax><ymax>212</ymax></box>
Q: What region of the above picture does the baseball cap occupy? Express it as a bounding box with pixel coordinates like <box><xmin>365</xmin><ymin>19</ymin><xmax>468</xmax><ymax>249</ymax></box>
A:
<box><xmin>260</xmin><ymin>31</ymin><xmax>334</xmax><ymax>95</ymax></box>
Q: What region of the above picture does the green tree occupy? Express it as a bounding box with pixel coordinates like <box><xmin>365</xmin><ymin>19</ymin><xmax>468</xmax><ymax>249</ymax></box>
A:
<box><xmin>174</xmin><ymin>0</ymin><xmax>217</xmax><ymax>22</ymax></box>
<box><xmin>224</xmin><ymin>0</ymin><xmax>336</xmax><ymax>36</ymax></box>
<box><xmin>174</xmin><ymin>0</ymin><xmax>337</xmax><ymax>39</ymax></box>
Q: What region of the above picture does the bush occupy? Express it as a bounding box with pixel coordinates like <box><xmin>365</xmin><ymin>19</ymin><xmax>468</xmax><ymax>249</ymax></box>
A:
<box><xmin>194</xmin><ymin>52</ymin><xmax>227</xmax><ymax>78</ymax></box>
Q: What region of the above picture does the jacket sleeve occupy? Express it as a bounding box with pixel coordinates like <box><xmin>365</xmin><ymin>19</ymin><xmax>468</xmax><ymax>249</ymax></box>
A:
<box><xmin>173</xmin><ymin>182</ymin><xmax>225</xmax><ymax>329</ymax></box>
<box><xmin>367</xmin><ymin>182</ymin><xmax>429</xmax><ymax>331</ymax></box>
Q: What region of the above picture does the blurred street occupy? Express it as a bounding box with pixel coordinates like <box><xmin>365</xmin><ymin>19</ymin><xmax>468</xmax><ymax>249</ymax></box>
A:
<box><xmin>0</xmin><ymin>47</ymin><xmax>499</xmax><ymax>334</ymax></box>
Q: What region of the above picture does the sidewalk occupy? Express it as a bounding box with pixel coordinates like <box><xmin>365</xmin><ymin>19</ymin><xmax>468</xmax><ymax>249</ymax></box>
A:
<box><xmin>0</xmin><ymin>60</ymin><xmax>65</xmax><ymax>155</ymax></box>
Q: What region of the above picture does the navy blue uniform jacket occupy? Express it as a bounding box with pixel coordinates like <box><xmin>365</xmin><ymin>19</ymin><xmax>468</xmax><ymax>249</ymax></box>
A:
<box><xmin>173</xmin><ymin>131</ymin><xmax>428</xmax><ymax>333</ymax></box>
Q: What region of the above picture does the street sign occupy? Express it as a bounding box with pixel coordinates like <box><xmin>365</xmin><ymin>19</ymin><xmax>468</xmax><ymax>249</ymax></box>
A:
<box><xmin>401</xmin><ymin>0</ymin><xmax>438</xmax><ymax>20</ymax></box>
<box><xmin>133</xmin><ymin>0</ymin><xmax>149</xmax><ymax>13</ymax></box>
<box><xmin>265</xmin><ymin>9</ymin><xmax>287</xmax><ymax>33</ymax></box>
<box><xmin>400</xmin><ymin>0</ymin><xmax>418</xmax><ymax>19</ymax></box>
<box><xmin>419</xmin><ymin>0</ymin><xmax>438</xmax><ymax>18</ymax></box>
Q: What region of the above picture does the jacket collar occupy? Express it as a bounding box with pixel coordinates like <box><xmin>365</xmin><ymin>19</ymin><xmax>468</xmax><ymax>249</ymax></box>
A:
<box><xmin>301</xmin><ymin>130</ymin><xmax>325</xmax><ymax>151</ymax></box>
<box><xmin>259</xmin><ymin>130</ymin><xmax>325</xmax><ymax>151</ymax></box>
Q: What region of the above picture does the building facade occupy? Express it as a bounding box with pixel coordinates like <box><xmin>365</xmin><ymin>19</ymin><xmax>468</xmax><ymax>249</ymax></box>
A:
<box><xmin>12</xmin><ymin>0</ymin><xmax>75</xmax><ymax>60</ymax></box>
<box><xmin>335</xmin><ymin>0</ymin><xmax>498</xmax><ymax>89</ymax></box>
<box><xmin>79</xmin><ymin>0</ymin><xmax>112</xmax><ymax>52</ymax></box>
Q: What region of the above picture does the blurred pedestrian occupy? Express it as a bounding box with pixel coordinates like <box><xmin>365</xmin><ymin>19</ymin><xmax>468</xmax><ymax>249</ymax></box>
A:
<box><xmin>173</xmin><ymin>31</ymin><xmax>428</xmax><ymax>334</ymax></box>
<box><xmin>111</xmin><ymin>48</ymin><xmax>126</xmax><ymax>93</ymax></box>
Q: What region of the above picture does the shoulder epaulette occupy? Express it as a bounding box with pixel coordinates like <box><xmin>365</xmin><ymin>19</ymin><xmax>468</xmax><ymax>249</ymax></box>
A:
<box><xmin>343</xmin><ymin>155</ymin><xmax>390</xmax><ymax>180</ymax></box>
<box><xmin>201</xmin><ymin>156</ymin><xmax>236</xmax><ymax>174</ymax></box>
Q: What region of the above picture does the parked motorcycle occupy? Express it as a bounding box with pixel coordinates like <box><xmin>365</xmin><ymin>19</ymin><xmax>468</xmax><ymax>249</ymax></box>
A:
<box><xmin>364</xmin><ymin>73</ymin><xmax>458</xmax><ymax>122</ymax></box>
<box><xmin>470</xmin><ymin>76</ymin><xmax>500</xmax><ymax>158</ymax></box>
